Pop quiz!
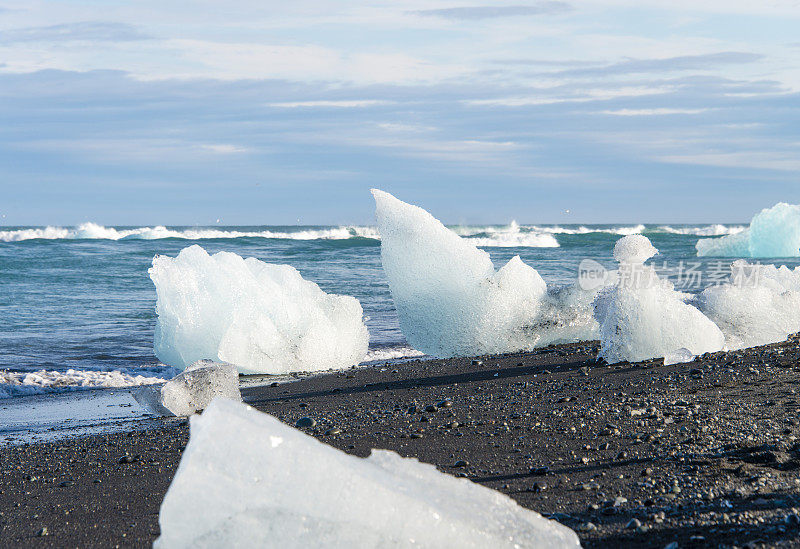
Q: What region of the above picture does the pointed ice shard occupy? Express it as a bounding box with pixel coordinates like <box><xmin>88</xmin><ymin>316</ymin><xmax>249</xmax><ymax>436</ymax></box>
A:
<box><xmin>155</xmin><ymin>399</ymin><xmax>581</xmax><ymax>548</ymax></box>
<box><xmin>372</xmin><ymin>189</ymin><xmax>598</xmax><ymax>357</ymax></box>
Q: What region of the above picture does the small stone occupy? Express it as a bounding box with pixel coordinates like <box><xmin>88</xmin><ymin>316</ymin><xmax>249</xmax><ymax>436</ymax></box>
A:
<box><xmin>295</xmin><ymin>417</ymin><xmax>316</xmax><ymax>428</ymax></box>
<box><xmin>530</xmin><ymin>466</ymin><xmax>550</xmax><ymax>475</ymax></box>
<box><xmin>453</xmin><ymin>460</ymin><xmax>469</xmax><ymax>468</ymax></box>
<box><xmin>642</xmin><ymin>468</ymin><xmax>653</xmax><ymax>477</ymax></box>
<box><xmin>59</xmin><ymin>481</ymin><xmax>74</xmax><ymax>488</ymax></box>
<box><xmin>580</xmin><ymin>522</ymin><xmax>597</xmax><ymax>532</ymax></box>
<box><xmin>118</xmin><ymin>455</ymin><xmax>135</xmax><ymax>464</ymax></box>
<box><xmin>37</xmin><ymin>527</ymin><xmax>48</xmax><ymax>537</ymax></box>
<box><xmin>324</xmin><ymin>428</ymin><xmax>341</xmax><ymax>436</ymax></box>
<box><xmin>410</xmin><ymin>433</ymin><xmax>424</xmax><ymax>439</ymax></box>
<box><xmin>424</xmin><ymin>405</ymin><xmax>438</xmax><ymax>413</ymax></box>
<box><xmin>785</xmin><ymin>513</ymin><xmax>800</xmax><ymax>526</ymax></box>
<box><xmin>626</xmin><ymin>518</ymin><xmax>642</xmax><ymax>529</ymax></box>
<box><xmin>436</xmin><ymin>400</ymin><xmax>453</xmax><ymax>408</ymax></box>
<box><xmin>531</xmin><ymin>482</ymin><xmax>547</xmax><ymax>493</ymax></box>
<box><xmin>472</xmin><ymin>360</ymin><xmax>483</xmax><ymax>366</ymax></box>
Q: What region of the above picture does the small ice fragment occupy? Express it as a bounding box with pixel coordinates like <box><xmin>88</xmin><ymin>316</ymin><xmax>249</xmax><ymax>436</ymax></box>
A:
<box><xmin>663</xmin><ymin>348</ymin><xmax>695</xmax><ymax>366</ymax></box>
<box><xmin>595</xmin><ymin>235</ymin><xmax>725</xmax><ymax>364</ymax></box>
<box><xmin>133</xmin><ymin>361</ymin><xmax>241</xmax><ymax>417</ymax></box>
<box><xmin>149</xmin><ymin>245</ymin><xmax>369</xmax><ymax>374</ymax></box>
<box><xmin>696</xmin><ymin>202</ymin><xmax>800</xmax><ymax>257</ymax></box>
<box><xmin>155</xmin><ymin>399</ymin><xmax>580</xmax><ymax>548</ymax></box>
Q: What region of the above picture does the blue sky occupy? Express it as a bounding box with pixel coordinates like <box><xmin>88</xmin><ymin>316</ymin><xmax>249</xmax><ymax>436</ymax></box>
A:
<box><xmin>1</xmin><ymin>1</ymin><xmax>799</xmax><ymax>225</ymax></box>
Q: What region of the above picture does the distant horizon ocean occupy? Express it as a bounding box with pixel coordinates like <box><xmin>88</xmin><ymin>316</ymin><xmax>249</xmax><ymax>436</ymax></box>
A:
<box><xmin>0</xmin><ymin>220</ymin><xmax>788</xmax><ymax>402</ymax></box>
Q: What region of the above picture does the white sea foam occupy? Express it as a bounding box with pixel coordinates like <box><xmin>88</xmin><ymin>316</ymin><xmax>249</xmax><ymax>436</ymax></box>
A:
<box><xmin>361</xmin><ymin>347</ymin><xmax>425</xmax><ymax>362</ymax></box>
<box><xmin>525</xmin><ymin>224</ymin><xmax>646</xmax><ymax>236</ymax></box>
<box><xmin>657</xmin><ymin>224</ymin><xmax>745</xmax><ymax>236</ymax></box>
<box><xmin>0</xmin><ymin>369</ymin><xmax>167</xmax><ymax>399</ymax></box>
<box><xmin>0</xmin><ymin>223</ymin><xmax>380</xmax><ymax>242</ymax></box>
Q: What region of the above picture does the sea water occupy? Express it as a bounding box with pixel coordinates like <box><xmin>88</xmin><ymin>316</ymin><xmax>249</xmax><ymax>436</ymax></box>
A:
<box><xmin>1</xmin><ymin>221</ymin><xmax>795</xmax><ymax>405</ymax></box>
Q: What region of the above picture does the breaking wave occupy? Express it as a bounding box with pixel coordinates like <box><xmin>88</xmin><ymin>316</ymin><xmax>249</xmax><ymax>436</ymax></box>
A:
<box><xmin>0</xmin><ymin>368</ymin><xmax>168</xmax><ymax>399</ymax></box>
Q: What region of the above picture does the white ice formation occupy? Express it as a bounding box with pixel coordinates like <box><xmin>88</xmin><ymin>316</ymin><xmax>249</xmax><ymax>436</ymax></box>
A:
<box><xmin>155</xmin><ymin>399</ymin><xmax>581</xmax><ymax>549</ymax></box>
<box><xmin>696</xmin><ymin>261</ymin><xmax>800</xmax><ymax>350</ymax></box>
<box><xmin>595</xmin><ymin>235</ymin><xmax>725</xmax><ymax>364</ymax></box>
<box><xmin>133</xmin><ymin>361</ymin><xmax>241</xmax><ymax>417</ymax></box>
<box><xmin>149</xmin><ymin>245</ymin><xmax>369</xmax><ymax>374</ymax></box>
<box><xmin>372</xmin><ymin>189</ymin><xmax>601</xmax><ymax>358</ymax></box>
<box><xmin>696</xmin><ymin>203</ymin><xmax>800</xmax><ymax>257</ymax></box>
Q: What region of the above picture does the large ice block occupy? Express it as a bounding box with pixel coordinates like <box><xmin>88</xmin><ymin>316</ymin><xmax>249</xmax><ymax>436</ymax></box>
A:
<box><xmin>696</xmin><ymin>203</ymin><xmax>800</xmax><ymax>257</ymax></box>
<box><xmin>596</xmin><ymin>235</ymin><xmax>725</xmax><ymax>364</ymax></box>
<box><xmin>155</xmin><ymin>399</ymin><xmax>581</xmax><ymax>548</ymax></box>
<box><xmin>372</xmin><ymin>189</ymin><xmax>600</xmax><ymax>357</ymax></box>
<box><xmin>697</xmin><ymin>261</ymin><xmax>800</xmax><ymax>350</ymax></box>
<box><xmin>149</xmin><ymin>245</ymin><xmax>369</xmax><ymax>374</ymax></box>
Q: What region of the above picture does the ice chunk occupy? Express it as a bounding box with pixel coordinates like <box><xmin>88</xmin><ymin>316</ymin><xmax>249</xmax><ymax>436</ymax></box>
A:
<box><xmin>155</xmin><ymin>399</ymin><xmax>580</xmax><ymax>549</ymax></box>
<box><xmin>696</xmin><ymin>261</ymin><xmax>800</xmax><ymax>350</ymax></box>
<box><xmin>697</xmin><ymin>202</ymin><xmax>800</xmax><ymax>257</ymax></box>
<box><xmin>663</xmin><ymin>348</ymin><xmax>695</xmax><ymax>366</ymax></box>
<box><xmin>134</xmin><ymin>361</ymin><xmax>241</xmax><ymax>417</ymax></box>
<box><xmin>372</xmin><ymin>189</ymin><xmax>599</xmax><ymax>357</ymax></box>
<box><xmin>595</xmin><ymin>235</ymin><xmax>725</xmax><ymax>364</ymax></box>
<box><xmin>150</xmin><ymin>245</ymin><xmax>369</xmax><ymax>374</ymax></box>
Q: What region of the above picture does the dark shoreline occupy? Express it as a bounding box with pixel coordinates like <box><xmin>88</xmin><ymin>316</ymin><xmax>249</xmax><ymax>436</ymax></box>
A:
<box><xmin>3</xmin><ymin>340</ymin><xmax>800</xmax><ymax>548</ymax></box>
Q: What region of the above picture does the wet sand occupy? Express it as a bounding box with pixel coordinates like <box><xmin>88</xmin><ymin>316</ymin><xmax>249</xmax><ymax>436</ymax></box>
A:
<box><xmin>3</xmin><ymin>339</ymin><xmax>800</xmax><ymax>548</ymax></box>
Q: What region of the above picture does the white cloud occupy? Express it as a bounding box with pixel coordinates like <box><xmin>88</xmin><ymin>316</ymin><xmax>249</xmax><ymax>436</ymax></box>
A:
<box><xmin>600</xmin><ymin>108</ymin><xmax>709</xmax><ymax>116</ymax></box>
<box><xmin>269</xmin><ymin>100</ymin><xmax>395</xmax><ymax>108</ymax></box>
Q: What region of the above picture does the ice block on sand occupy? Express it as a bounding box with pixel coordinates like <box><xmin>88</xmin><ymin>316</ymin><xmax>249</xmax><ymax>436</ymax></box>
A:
<box><xmin>372</xmin><ymin>189</ymin><xmax>600</xmax><ymax>358</ymax></box>
<box><xmin>149</xmin><ymin>245</ymin><xmax>369</xmax><ymax>374</ymax></box>
<box><xmin>595</xmin><ymin>235</ymin><xmax>725</xmax><ymax>364</ymax></box>
<box><xmin>134</xmin><ymin>361</ymin><xmax>241</xmax><ymax>417</ymax></box>
<box><xmin>155</xmin><ymin>399</ymin><xmax>581</xmax><ymax>548</ymax></box>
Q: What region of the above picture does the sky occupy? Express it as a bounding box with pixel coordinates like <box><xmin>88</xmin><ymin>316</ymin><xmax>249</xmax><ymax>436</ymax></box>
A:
<box><xmin>1</xmin><ymin>0</ymin><xmax>799</xmax><ymax>225</ymax></box>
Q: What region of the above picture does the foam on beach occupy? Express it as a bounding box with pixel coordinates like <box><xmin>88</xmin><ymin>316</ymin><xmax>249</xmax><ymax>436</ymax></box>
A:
<box><xmin>0</xmin><ymin>369</ymin><xmax>167</xmax><ymax>399</ymax></box>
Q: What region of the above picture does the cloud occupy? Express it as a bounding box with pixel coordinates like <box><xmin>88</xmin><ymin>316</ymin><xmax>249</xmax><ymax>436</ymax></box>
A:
<box><xmin>0</xmin><ymin>21</ymin><xmax>150</xmax><ymax>43</ymax></box>
<box><xmin>268</xmin><ymin>100</ymin><xmax>395</xmax><ymax>108</ymax></box>
<box><xmin>600</xmin><ymin>108</ymin><xmax>708</xmax><ymax>116</ymax></box>
<box><xmin>552</xmin><ymin>52</ymin><xmax>764</xmax><ymax>77</ymax></box>
<box><xmin>410</xmin><ymin>2</ymin><xmax>572</xmax><ymax>19</ymax></box>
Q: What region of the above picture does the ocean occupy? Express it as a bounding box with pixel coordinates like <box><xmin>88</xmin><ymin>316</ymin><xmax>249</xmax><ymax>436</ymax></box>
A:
<box><xmin>1</xmin><ymin>220</ymin><xmax>792</xmax><ymax>403</ymax></box>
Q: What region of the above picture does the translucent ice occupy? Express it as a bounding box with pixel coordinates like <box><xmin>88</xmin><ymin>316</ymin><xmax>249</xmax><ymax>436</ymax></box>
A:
<box><xmin>696</xmin><ymin>203</ymin><xmax>800</xmax><ymax>257</ymax></box>
<box><xmin>696</xmin><ymin>261</ymin><xmax>800</xmax><ymax>350</ymax></box>
<box><xmin>595</xmin><ymin>235</ymin><xmax>725</xmax><ymax>364</ymax></box>
<box><xmin>372</xmin><ymin>189</ymin><xmax>600</xmax><ymax>357</ymax></box>
<box><xmin>150</xmin><ymin>245</ymin><xmax>369</xmax><ymax>374</ymax></box>
<box><xmin>155</xmin><ymin>399</ymin><xmax>580</xmax><ymax>549</ymax></box>
<box><xmin>134</xmin><ymin>361</ymin><xmax>241</xmax><ymax>417</ymax></box>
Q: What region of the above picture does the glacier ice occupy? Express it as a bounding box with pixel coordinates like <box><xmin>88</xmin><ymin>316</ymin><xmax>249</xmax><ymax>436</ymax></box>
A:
<box><xmin>149</xmin><ymin>245</ymin><xmax>369</xmax><ymax>374</ymax></box>
<box><xmin>372</xmin><ymin>189</ymin><xmax>601</xmax><ymax>358</ymax></box>
<box><xmin>133</xmin><ymin>361</ymin><xmax>241</xmax><ymax>417</ymax></box>
<box><xmin>595</xmin><ymin>235</ymin><xmax>725</xmax><ymax>364</ymax></box>
<box><xmin>696</xmin><ymin>261</ymin><xmax>800</xmax><ymax>350</ymax></box>
<box><xmin>696</xmin><ymin>202</ymin><xmax>800</xmax><ymax>257</ymax></box>
<box><xmin>155</xmin><ymin>399</ymin><xmax>580</xmax><ymax>549</ymax></box>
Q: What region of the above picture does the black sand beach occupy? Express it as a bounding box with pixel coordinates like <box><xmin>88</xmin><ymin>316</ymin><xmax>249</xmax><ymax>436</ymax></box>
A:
<box><xmin>3</xmin><ymin>340</ymin><xmax>800</xmax><ymax>548</ymax></box>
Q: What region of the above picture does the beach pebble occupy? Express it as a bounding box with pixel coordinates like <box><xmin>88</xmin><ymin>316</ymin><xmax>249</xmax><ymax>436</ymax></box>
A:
<box><xmin>295</xmin><ymin>417</ymin><xmax>316</xmax><ymax>428</ymax></box>
<box><xmin>37</xmin><ymin>527</ymin><xmax>48</xmax><ymax>536</ymax></box>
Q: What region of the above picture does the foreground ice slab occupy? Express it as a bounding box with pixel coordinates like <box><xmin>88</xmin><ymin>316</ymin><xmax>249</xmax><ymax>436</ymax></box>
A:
<box><xmin>155</xmin><ymin>399</ymin><xmax>580</xmax><ymax>549</ymax></box>
<box><xmin>150</xmin><ymin>245</ymin><xmax>369</xmax><ymax>374</ymax></box>
<box><xmin>134</xmin><ymin>361</ymin><xmax>241</xmax><ymax>417</ymax></box>
<box><xmin>697</xmin><ymin>203</ymin><xmax>800</xmax><ymax>257</ymax></box>
<box><xmin>372</xmin><ymin>189</ymin><xmax>599</xmax><ymax>357</ymax></box>
<box><xmin>696</xmin><ymin>261</ymin><xmax>800</xmax><ymax>350</ymax></box>
<box><xmin>595</xmin><ymin>235</ymin><xmax>725</xmax><ymax>364</ymax></box>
